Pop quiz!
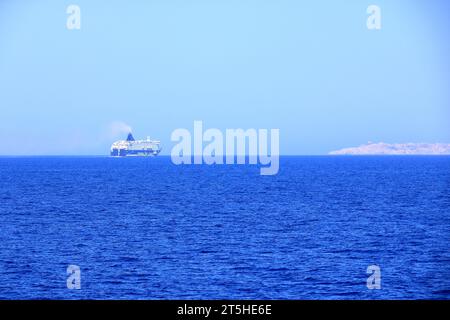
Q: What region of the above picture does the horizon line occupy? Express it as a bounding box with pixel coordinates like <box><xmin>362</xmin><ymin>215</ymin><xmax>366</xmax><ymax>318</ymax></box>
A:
<box><xmin>1</xmin><ymin>154</ymin><xmax>450</xmax><ymax>157</ymax></box>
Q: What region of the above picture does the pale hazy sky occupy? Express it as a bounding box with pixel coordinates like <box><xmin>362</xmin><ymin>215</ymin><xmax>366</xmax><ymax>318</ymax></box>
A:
<box><xmin>0</xmin><ymin>0</ymin><xmax>449</xmax><ymax>155</ymax></box>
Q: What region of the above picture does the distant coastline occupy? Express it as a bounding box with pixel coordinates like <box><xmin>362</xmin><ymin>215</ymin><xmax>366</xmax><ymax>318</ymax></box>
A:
<box><xmin>329</xmin><ymin>142</ymin><xmax>450</xmax><ymax>155</ymax></box>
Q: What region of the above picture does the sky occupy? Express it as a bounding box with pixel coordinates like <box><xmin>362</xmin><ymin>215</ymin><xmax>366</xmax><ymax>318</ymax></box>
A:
<box><xmin>0</xmin><ymin>0</ymin><xmax>449</xmax><ymax>155</ymax></box>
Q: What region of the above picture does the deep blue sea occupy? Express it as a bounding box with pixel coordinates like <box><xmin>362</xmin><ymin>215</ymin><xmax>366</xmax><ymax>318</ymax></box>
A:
<box><xmin>0</xmin><ymin>156</ymin><xmax>449</xmax><ymax>299</ymax></box>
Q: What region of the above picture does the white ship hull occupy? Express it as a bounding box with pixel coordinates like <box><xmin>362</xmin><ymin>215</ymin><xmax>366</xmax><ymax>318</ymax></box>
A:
<box><xmin>110</xmin><ymin>133</ymin><xmax>161</xmax><ymax>157</ymax></box>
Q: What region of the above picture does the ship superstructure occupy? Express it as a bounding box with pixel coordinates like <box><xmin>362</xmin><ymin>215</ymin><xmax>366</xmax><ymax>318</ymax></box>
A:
<box><xmin>110</xmin><ymin>133</ymin><xmax>161</xmax><ymax>156</ymax></box>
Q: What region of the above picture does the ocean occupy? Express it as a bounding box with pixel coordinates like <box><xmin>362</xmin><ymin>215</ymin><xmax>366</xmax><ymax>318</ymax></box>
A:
<box><xmin>0</xmin><ymin>156</ymin><xmax>449</xmax><ymax>299</ymax></box>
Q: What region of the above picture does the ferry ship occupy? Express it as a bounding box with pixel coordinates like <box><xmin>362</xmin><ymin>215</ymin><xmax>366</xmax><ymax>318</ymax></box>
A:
<box><xmin>110</xmin><ymin>133</ymin><xmax>161</xmax><ymax>157</ymax></box>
